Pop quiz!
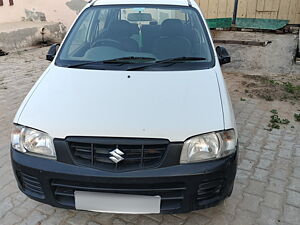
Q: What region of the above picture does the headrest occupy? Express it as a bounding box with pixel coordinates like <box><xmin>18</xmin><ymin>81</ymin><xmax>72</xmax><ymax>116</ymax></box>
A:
<box><xmin>161</xmin><ymin>19</ymin><xmax>184</xmax><ymax>37</ymax></box>
<box><xmin>108</xmin><ymin>20</ymin><xmax>132</xmax><ymax>37</ymax></box>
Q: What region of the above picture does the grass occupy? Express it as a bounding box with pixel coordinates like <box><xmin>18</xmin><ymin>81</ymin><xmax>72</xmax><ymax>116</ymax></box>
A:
<box><xmin>295</xmin><ymin>113</ymin><xmax>300</xmax><ymax>122</ymax></box>
<box><xmin>267</xmin><ymin>109</ymin><xmax>290</xmax><ymax>131</ymax></box>
<box><xmin>283</xmin><ymin>82</ymin><xmax>300</xmax><ymax>95</ymax></box>
<box><xmin>241</xmin><ymin>75</ymin><xmax>300</xmax><ymax>104</ymax></box>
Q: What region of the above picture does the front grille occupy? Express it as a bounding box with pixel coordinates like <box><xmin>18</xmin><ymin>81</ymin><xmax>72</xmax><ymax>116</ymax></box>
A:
<box><xmin>68</xmin><ymin>138</ymin><xmax>169</xmax><ymax>172</ymax></box>
<box><xmin>196</xmin><ymin>179</ymin><xmax>224</xmax><ymax>203</ymax></box>
<box><xmin>17</xmin><ymin>172</ymin><xmax>44</xmax><ymax>199</ymax></box>
<box><xmin>51</xmin><ymin>179</ymin><xmax>186</xmax><ymax>212</ymax></box>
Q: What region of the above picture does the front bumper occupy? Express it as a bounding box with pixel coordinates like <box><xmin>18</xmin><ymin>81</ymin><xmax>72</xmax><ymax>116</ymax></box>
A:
<box><xmin>11</xmin><ymin>147</ymin><xmax>238</xmax><ymax>214</ymax></box>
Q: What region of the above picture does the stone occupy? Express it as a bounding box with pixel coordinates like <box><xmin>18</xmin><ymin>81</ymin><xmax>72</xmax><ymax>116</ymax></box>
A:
<box><xmin>183</xmin><ymin>213</ymin><xmax>210</xmax><ymax>225</ymax></box>
<box><xmin>251</xmin><ymin>168</ymin><xmax>269</xmax><ymax>182</ymax></box>
<box><xmin>262</xmin><ymin>192</ymin><xmax>282</xmax><ymax>209</ymax></box>
<box><xmin>282</xmin><ymin>205</ymin><xmax>300</xmax><ymax>225</ymax></box>
<box><xmin>239</xmin><ymin>193</ymin><xmax>263</xmax><ymax>213</ymax></box>
<box><xmin>19</xmin><ymin>210</ymin><xmax>47</xmax><ymax>225</ymax></box>
<box><xmin>245</xmin><ymin>179</ymin><xmax>266</xmax><ymax>196</ymax></box>
<box><xmin>257</xmin><ymin>159</ymin><xmax>273</xmax><ymax>170</ymax></box>
<box><xmin>256</xmin><ymin>206</ymin><xmax>280</xmax><ymax>225</ymax></box>
<box><xmin>286</xmin><ymin>190</ymin><xmax>300</xmax><ymax>207</ymax></box>
<box><xmin>266</xmin><ymin>178</ymin><xmax>287</xmax><ymax>194</ymax></box>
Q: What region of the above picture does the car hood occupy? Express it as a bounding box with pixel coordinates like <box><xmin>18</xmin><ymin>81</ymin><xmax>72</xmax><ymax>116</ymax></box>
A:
<box><xmin>17</xmin><ymin>66</ymin><xmax>224</xmax><ymax>142</ymax></box>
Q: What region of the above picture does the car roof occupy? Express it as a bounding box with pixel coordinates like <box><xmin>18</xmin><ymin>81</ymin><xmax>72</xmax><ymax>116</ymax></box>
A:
<box><xmin>93</xmin><ymin>0</ymin><xmax>190</xmax><ymax>7</ymax></box>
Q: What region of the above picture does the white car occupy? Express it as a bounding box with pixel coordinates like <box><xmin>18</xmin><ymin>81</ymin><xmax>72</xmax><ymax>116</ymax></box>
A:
<box><xmin>11</xmin><ymin>0</ymin><xmax>238</xmax><ymax>214</ymax></box>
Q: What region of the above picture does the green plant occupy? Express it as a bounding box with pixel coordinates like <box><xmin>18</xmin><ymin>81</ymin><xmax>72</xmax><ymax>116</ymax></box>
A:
<box><xmin>283</xmin><ymin>82</ymin><xmax>295</xmax><ymax>94</ymax></box>
<box><xmin>295</xmin><ymin>113</ymin><xmax>300</xmax><ymax>122</ymax></box>
<box><xmin>264</xmin><ymin>95</ymin><xmax>274</xmax><ymax>101</ymax></box>
<box><xmin>281</xmin><ymin>119</ymin><xmax>290</xmax><ymax>125</ymax></box>
<box><xmin>240</xmin><ymin>98</ymin><xmax>246</xmax><ymax>101</ymax></box>
<box><xmin>270</xmin><ymin>109</ymin><xmax>278</xmax><ymax>114</ymax></box>
<box><xmin>268</xmin><ymin>123</ymin><xmax>280</xmax><ymax>129</ymax></box>
<box><xmin>268</xmin><ymin>110</ymin><xmax>290</xmax><ymax>131</ymax></box>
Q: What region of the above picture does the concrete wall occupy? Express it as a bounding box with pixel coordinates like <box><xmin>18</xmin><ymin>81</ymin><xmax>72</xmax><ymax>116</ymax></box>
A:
<box><xmin>0</xmin><ymin>0</ymin><xmax>299</xmax><ymax>27</ymax></box>
<box><xmin>0</xmin><ymin>0</ymin><xmax>88</xmax><ymax>28</ymax></box>
<box><xmin>0</xmin><ymin>21</ymin><xmax>67</xmax><ymax>51</ymax></box>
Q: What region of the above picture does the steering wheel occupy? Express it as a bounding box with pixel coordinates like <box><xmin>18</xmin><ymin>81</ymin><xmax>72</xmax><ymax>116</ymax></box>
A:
<box><xmin>92</xmin><ymin>39</ymin><xmax>122</xmax><ymax>49</ymax></box>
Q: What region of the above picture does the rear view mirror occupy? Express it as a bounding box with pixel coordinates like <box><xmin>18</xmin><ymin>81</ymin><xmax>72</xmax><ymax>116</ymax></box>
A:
<box><xmin>216</xmin><ymin>46</ymin><xmax>231</xmax><ymax>65</ymax></box>
<box><xmin>46</xmin><ymin>44</ymin><xmax>60</xmax><ymax>61</ymax></box>
<box><xmin>128</xmin><ymin>13</ymin><xmax>152</xmax><ymax>22</ymax></box>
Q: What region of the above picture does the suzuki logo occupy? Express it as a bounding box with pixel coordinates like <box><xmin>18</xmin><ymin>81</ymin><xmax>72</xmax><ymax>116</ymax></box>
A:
<box><xmin>109</xmin><ymin>148</ymin><xmax>124</xmax><ymax>164</ymax></box>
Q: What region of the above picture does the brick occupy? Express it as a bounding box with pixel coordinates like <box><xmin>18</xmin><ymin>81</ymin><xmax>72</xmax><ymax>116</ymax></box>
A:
<box><xmin>245</xmin><ymin>179</ymin><xmax>266</xmax><ymax>196</ymax></box>
<box><xmin>288</xmin><ymin>177</ymin><xmax>300</xmax><ymax>191</ymax></box>
<box><xmin>292</xmin><ymin>158</ymin><xmax>300</xmax><ymax>168</ymax></box>
<box><xmin>239</xmin><ymin>159</ymin><xmax>254</xmax><ymax>171</ymax></box>
<box><xmin>19</xmin><ymin>210</ymin><xmax>47</xmax><ymax>225</ymax></box>
<box><xmin>137</xmin><ymin>216</ymin><xmax>159</xmax><ymax>225</ymax></box>
<box><xmin>112</xmin><ymin>218</ymin><xmax>126</xmax><ymax>225</ymax></box>
<box><xmin>260</xmin><ymin>149</ymin><xmax>276</xmax><ymax>160</ymax></box>
<box><xmin>286</xmin><ymin>190</ymin><xmax>300</xmax><ymax>207</ymax></box>
<box><xmin>231</xmin><ymin>209</ymin><xmax>256</xmax><ymax>225</ymax></box>
<box><xmin>257</xmin><ymin>159</ymin><xmax>273</xmax><ymax>170</ymax></box>
<box><xmin>292</xmin><ymin>167</ymin><xmax>300</xmax><ymax>178</ymax></box>
<box><xmin>66</xmin><ymin>212</ymin><xmax>92</xmax><ymax>225</ymax></box>
<box><xmin>244</xmin><ymin>150</ymin><xmax>259</xmax><ymax>161</ymax></box>
<box><xmin>160</xmin><ymin>215</ymin><xmax>185</xmax><ymax>225</ymax></box>
<box><xmin>40</xmin><ymin>208</ymin><xmax>73</xmax><ymax>225</ymax></box>
<box><xmin>294</xmin><ymin>145</ymin><xmax>300</xmax><ymax>157</ymax></box>
<box><xmin>239</xmin><ymin>193</ymin><xmax>263</xmax><ymax>213</ymax></box>
<box><xmin>0</xmin><ymin>198</ymin><xmax>13</xmax><ymax>218</ymax></box>
<box><xmin>182</xmin><ymin>214</ymin><xmax>210</xmax><ymax>225</ymax></box>
<box><xmin>282</xmin><ymin>205</ymin><xmax>300</xmax><ymax>225</ymax></box>
<box><xmin>267</xmin><ymin>178</ymin><xmax>287</xmax><ymax>194</ymax></box>
<box><xmin>94</xmin><ymin>213</ymin><xmax>115</xmax><ymax>224</ymax></box>
<box><xmin>271</xmin><ymin>167</ymin><xmax>289</xmax><ymax>181</ymax></box>
<box><xmin>278</xmin><ymin>149</ymin><xmax>293</xmax><ymax>159</ymax></box>
<box><xmin>251</xmin><ymin>168</ymin><xmax>269</xmax><ymax>182</ymax></box>
<box><xmin>0</xmin><ymin>212</ymin><xmax>22</xmax><ymax>225</ymax></box>
<box><xmin>236</xmin><ymin>169</ymin><xmax>251</xmax><ymax>184</ymax></box>
<box><xmin>256</xmin><ymin>206</ymin><xmax>280</xmax><ymax>225</ymax></box>
<box><xmin>262</xmin><ymin>191</ymin><xmax>283</xmax><ymax>209</ymax></box>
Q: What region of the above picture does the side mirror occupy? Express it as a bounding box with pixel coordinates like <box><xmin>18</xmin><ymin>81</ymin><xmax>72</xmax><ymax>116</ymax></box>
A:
<box><xmin>46</xmin><ymin>44</ymin><xmax>60</xmax><ymax>61</ymax></box>
<box><xmin>216</xmin><ymin>46</ymin><xmax>231</xmax><ymax>65</ymax></box>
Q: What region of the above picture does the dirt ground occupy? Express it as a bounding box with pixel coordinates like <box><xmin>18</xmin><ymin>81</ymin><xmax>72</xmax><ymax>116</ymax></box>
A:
<box><xmin>224</xmin><ymin>72</ymin><xmax>300</xmax><ymax>133</ymax></box>
<box><xmin>213</xmin><ymin>31</ymin><xmax>300</xmax><ymax>76</ymax></box>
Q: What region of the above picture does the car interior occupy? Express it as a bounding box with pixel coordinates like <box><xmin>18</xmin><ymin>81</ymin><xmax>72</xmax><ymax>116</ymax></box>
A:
<box><xmin>63</xmin><ymin>7</ymin><xmax>211</xmax><ymax>62</ymax></box>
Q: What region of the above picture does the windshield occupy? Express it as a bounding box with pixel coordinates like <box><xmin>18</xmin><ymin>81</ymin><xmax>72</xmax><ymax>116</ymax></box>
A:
<box><xmin>56</xmin><ymin>5</ymin><xmax>215</xmax><ymax>71</ymax></box>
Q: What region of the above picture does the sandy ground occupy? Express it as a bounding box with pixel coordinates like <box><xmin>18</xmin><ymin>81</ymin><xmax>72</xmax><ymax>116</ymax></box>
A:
<box><xmin>213</xmin><ymin>31</ymin><xmax>300</xmax><ymax>76</ymax></box>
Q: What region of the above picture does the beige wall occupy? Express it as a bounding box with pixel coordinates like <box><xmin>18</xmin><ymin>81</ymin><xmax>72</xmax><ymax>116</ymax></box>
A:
<box><xmin>0</xmin><ymin>0</ymin><xmax>89</xmax><ymax>28</ymax></box>
<box><xmin>0</xmin><ymin>0</ymin><xmax>299</xmax><ymax>27</ymax></box>
<box><xmin>197</xmin><ymin>0</ymin><xmax>300</xmax><ymax>24</ymax></box>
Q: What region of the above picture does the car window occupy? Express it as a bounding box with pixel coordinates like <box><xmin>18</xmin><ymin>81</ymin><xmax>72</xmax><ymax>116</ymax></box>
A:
<box><xmin>66</xmin><ymin>10</ymin><xmax>95</xmax><ymax>55</ymax></box>
<box><xmin>56</xmin><ymin>5</ymin><xmax>215</xmax><ymax>71</ymax></box>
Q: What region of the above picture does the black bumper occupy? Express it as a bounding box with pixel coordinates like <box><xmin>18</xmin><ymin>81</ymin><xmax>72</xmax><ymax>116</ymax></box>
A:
<box><xmin>11</xmin><ymin>148</ymin><xmax>238</xmax><ymax>214</ymax></box>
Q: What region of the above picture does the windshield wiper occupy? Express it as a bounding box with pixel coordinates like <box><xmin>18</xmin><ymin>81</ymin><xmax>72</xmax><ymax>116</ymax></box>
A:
<box><xmin>68</xmin><ymin>56</ymin><xmax>156</xmax><ymax>68</ymax></box>
<box><xmin>127</xmin><ymin>57</ymin><xmax>207</xmax><ymax>71</ymax></box>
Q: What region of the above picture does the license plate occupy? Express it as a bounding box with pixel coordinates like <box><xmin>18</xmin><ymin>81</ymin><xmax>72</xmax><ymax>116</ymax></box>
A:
<box><xmin>75</xmin><ymin>191</ymin><xmax>161</xmax><ymax>214</ymax></box>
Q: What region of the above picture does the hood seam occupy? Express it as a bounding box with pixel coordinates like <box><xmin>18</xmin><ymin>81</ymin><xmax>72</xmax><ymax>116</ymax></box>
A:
<box><xmin>16</xmin><ymin>65</ymin><xmax>52</xmax><ymax>124</ymax></box>
<box><xmin>214</xmin><ymin>70</ymin><xmax>225</xmax><ymax>130</ymax></box>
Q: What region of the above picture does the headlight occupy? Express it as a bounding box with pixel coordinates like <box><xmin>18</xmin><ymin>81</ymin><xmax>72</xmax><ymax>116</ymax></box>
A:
<box><xmin>180</xmin><ymin>129</ymin><xmax>237</xmax><ymax>164</ymax></box>
<box><xmin>11</xmin><ymin>125</ymin><xmax>56</xmax><ymax>159</ymax></box>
